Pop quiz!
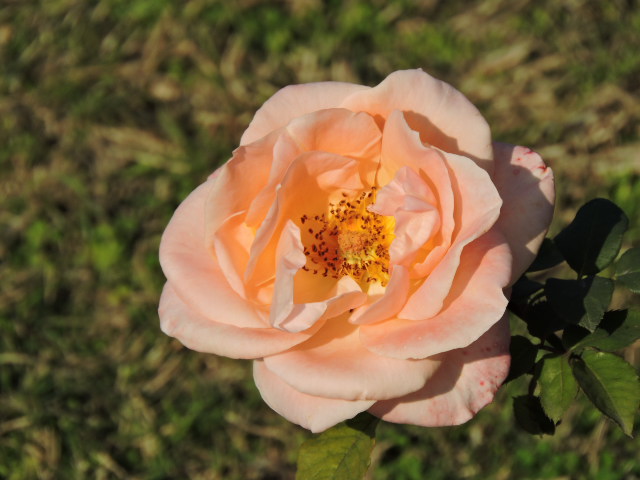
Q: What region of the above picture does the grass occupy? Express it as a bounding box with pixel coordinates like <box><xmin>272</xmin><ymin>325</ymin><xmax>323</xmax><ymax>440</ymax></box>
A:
<box><xmin>1</xmin><ymin>0</ymin><xmax>639</xmax><ymax>478</ymax></box>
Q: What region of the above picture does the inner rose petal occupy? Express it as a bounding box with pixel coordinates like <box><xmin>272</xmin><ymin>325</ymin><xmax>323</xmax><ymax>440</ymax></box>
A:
<box><xmin>378</xmin><ymin>111</ymin><xmax>456</xmax><ymax>278</ymax></box>
<box><xmin>369</xmin><ymin>166</ymin><xmax>441</xmax><ymax>268</ymax></box>
<box><xmin>245</xmin><ymin>109</ymin><xmax>382</xmax><ymax>227</ymax></box>
<box><xmin>269</xmin><ymin>220</ymin><xmax>365</xmax><ymax>333</ymax></box>
<box><xmin>212</xmin><ymin>211</ymin><xmax>254</xmax><ymax>298</ymax></box>
<box><xmin>398</xmin><ymin>151</ymin><xmax>503</xmax><ymax>321</ymax></box>
<box><xmin>244</xmin><ymin>152</ymin><xmax>363</xmax><ymax>288</ymax></box>
<box><xmin>349</xmin><ymin>265</ymin><xmax>409</xmax><ymax>325</ymax></box>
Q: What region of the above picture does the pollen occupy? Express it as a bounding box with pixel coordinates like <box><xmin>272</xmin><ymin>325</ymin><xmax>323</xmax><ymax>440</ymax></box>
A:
<box><xmin>298</xmin><ymin>189</ymin><xmax>395</xmax><ymax>287</ymax></box>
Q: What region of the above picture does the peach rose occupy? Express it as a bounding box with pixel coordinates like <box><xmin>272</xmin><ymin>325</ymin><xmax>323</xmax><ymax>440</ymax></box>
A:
<box><xmin>159</xmin><ymin>69</ymin><xmax>554</xmax><ymax>432</ymax></box>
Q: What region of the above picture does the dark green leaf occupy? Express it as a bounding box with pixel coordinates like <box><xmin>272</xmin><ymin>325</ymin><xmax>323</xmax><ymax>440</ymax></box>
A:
<box><xmin>538</xmin><ymin>355</ymin><xmax>579</xmax><ymax>422</ymax></box>
<box><xmin>616</xmin><ymin>247</ymin><xmax>640</xmax><ymax>293</ymax></box>
<box><xmin>296</xmin><ymin>413</ymin><xmax>379</xmax><ymax>480</ymax></box>
<box><xmin>562</xmin><ymin>324</ymin><xmax>592</xmax><ymax>350</ymax></box>
<box><xmin>568</xmin><ymin>310</ymin><xmax>640</xmax><ymax>352</ymax></box>
<box><xmin>546</xmin><ymin>277</ymin><xmax>614</xmax><ymax>331</ymax></box>
<box><xmin>513</xmin><ymin>395</ymin><xmax>556</xmax><ymax>435</ymax></box>
<box><xmin>506</xmin><ymin>336</ymin><xmax>539</xmax><ymax>382</ymax></box>
<box><xmin>517</xmin><ymin>299</ymin><xmax>567</xmax><ymax>340</ymax></box>
<box><xmin>570</xmin><ymin>350</ymin><xmax>640</xmax><ymax>436</ymax></box>
<box><xmin>510</xmin><ymin>276</ymin><xmax>544</xmax><ymax>304</ymax></box>
<box><xmin>554</xmin><ymin>198</ymin><xmax>628</xmax><ymax>275</ymax></box>
<box><xmin>528</xmin><ymin>238</ymin><xmax>565</xmax><ymax>272</ymax></box>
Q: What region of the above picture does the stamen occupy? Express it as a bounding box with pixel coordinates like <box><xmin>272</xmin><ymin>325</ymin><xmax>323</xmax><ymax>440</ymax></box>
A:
<box><xmin>297</xmin><ymin>189</ymin><xmax>394</xmax><ymax>287</ymax></box>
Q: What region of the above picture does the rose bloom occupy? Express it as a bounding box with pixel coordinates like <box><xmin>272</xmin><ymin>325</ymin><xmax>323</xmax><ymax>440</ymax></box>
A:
<box><xmin>159</xmin><ymin>69</ymin><xmax>554</xmax><ymax>432</ymax></box>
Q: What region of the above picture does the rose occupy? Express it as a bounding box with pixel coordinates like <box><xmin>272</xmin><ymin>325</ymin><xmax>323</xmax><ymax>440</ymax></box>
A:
<box><xmin>159</xmin><ymin>69</ymin><xmax>554</xmax><ymax>432</ymax></box>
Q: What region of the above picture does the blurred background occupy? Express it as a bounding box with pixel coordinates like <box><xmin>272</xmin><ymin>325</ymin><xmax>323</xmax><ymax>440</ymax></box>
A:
<box><xmin>1</xmin><ymin>0</ymin><xmax>639</xmax><ymax>478</ymax></box>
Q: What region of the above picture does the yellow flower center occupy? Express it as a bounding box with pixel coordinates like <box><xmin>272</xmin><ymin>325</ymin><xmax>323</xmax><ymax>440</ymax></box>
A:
<box><xmin>299</xmin><ymin>188</ymin><xmax>395</xmax><ymax>287</ymax></box>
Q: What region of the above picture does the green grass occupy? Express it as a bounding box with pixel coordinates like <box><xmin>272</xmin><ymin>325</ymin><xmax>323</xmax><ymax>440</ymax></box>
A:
<box><xmin>1</xmin><ymin>0</ymin><xmax>639</xmax><ymax>478</ymax></box>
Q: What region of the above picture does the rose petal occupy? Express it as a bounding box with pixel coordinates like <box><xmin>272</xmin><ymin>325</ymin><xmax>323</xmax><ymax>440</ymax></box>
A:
<box><xmin>399</xmin><ymin>150</ymin><xmax>503</xmax><ymax>320</ymax></box>
<box><xmin>246</xmin><ymin>109</ymin><xmax>382</xmax><ymax>226</ymax></box>
<box><xmin>369</xmin><ymin>314</ymin><xmax>510</xmax><ymax>426</ymax></box>
<box><xmin>270</xmin><ymin>220</ymin><xmax>365</xmax><ymax>333</ymax></box>
<box><xmin>246</xmin><ymin>151</ymin><xmax>363</xmax><ymax>286</ymax></box>
<box><xmin>212</xmin><ymin>211</ymin><xmax>253</xmax><ymax>298</ymax></box>
<box><xmin>341</xmin><ymin>69</ymin><xmax>493</xmax><ymax>173</ymax></box>
<box><xmin>349</xmin><ymin>265</ymin><xmax>409</xmax><ymax>325</ymax></box>
<box><xmin>244</xmin><ymin>133</ymin><xmax>302</xmax><ymax>227</ymax></box>
<box><xmin>160</xmin><ymin>181</ymin><xmax>266</xmax><ymax>328</ymax></box>
<box><xmin>369</xmin><ymin>166</ymin><xmax>441</xmax><ymax>267</ymax></box>
<box><xmin>264</xmin><ymin>314</ymin><xmax>440</xmax><ymax>401</ymax></box>
<box><xmin>378</xmin><ymin>111</ymin><xmax>455</xmax><ymax>276</ymax></box>
<box><xmin>241</xmin><ymin>82</ymin><xmax>370</xmax><ymax>145</ymax></box>
<box><xmin>206</xmin><ymin>132</ymin><xmax>277</xmax><ymax>235</ymax></box>
<box><xmin>253</xmin><ymin>359</ymin><xmax>374</xmax><ymax>433</ymax></box>
<box><xmin>269</xmin><ymin>220</ymin><xmax>320</xmax><ymax>331</ymax></box>
<box><xmin>286</xmin><ymin>108</ymin><xmax>381</xmax><ymax>161</ymax></box>
<box><xmin>492</xmin><ymin>143</ymin><xmax>555</xmax><ymax>283</ymax></box>
<box><xmin>360</xmin><ymin>230</ymin><xmax>511</xmax><ymax>359</ymax></box>
<box><xmin>159</xmin><ymin>284</ymin><xmax>319</xmax><ymax>359</ymax></box>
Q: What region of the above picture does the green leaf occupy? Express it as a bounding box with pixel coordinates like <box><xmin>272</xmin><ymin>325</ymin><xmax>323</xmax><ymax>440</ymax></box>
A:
<box><xmin>568</xmin><ymin>310</ymin><xmax>640</xmax><ymax>352</ymax></box>
<box><xmin>554</xmin><ymin>198</ymin><xmax>628</xmax><ymax>276</ymax></box>
<box><xmin>507</xmin><ymin>277</ymin><xmax>547</xmax><ymax>333</ymax></box>
<box><xmin>546</xmin><ymin>277</ymin><xmax>614</xmax><ymax>331</ymax></box>
<box><xmin>510</xmin><ymin>276</ymin><xmax>544</xmax><ymax>304</ymax></box>
<box><xmin>528</xmin><ymin>238</ymin><xmax>564</xmax><ymax>272</ymax></box>
<box><xmin>513</xmin><ymin>395</ymin><xmax>556</xmax><ymax>435</ymax></box>
<box><xmin>296</xmin><ymin>413</ymin><xmax>379</xmax><ymax>480</ymax></box>
<box><xmin>570</xmin><ymin>350</ymin><xmax>640</xmax><ymax>436</ymax></box>
<box><xmin>528</xmin><ymin>300</ymin><xmax>567</xmax><ymax>339</ymax></box>
<box><xmin>563</xmin><ymin>324</ymin><xmax>592</xmax><ymax>350</ymax></box>
<box><xmin>538</xmin><ymin>355</ymin><xmax>579</xmax><ymax>422</ymax></box>
<box><xmin>616</xmin><ymin>247</ymin><xmax>640</xmax><ymax>293</ymax></box>
<box><xmin>506</xmin><ymin>335</ymin><xmax>539</xmax><ymax>382</ymax></box>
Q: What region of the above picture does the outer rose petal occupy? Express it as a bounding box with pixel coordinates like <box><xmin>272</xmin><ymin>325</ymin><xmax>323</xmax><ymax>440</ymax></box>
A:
<box><xmin>341</xmin><ymin>69</ymin><xmax>494</xmax><ymax>173</ymax></box>
<box><xmin>206</xmin><ymin>132</ymin><xmax>277</xmax><ymax>235</ymax></box>
<box><xmin>240</xmin><ymin>82</ymin><xmax>369</xmax><ymax>145</ymax></box>
<box><xmin>254</xmin><ymin>360</ymin><xmax>374</xmax><ymax>433</ymax></box>
<box><xmin>159</xmin><ymin>284</ymin><xmax>320</xmax><ymax>359</ymax></box>
<box><xmin>360</xmin><ymin>230</ymin><xmax>511</xmax><ymax>359</ymax></box>
<box><xmin>160</xmin><ymin>181</ymin><xmax>266</xmax><ymax>328</ymax></box>
<box><xmin>264</xmin><ymin>313</ymin><xmax>440</xmax><ymax>401</ymax></box>
<box><xmin>369</xmin><ymin>314</ymin><xmax>510</xmax><ymax>426</ymax></box>
<box><xmin>492</xmin><ymin>142</ymin><xmax>555</xmax><ymax>283</ymax></box>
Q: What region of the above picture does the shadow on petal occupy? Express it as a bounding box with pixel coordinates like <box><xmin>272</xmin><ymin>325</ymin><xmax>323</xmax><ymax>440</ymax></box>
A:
<box><xmin>369</xmin><ymin>316</ymin><xmax>510</xmax><ymax>427</ymax></box>
<box><xmin>492</xmin><ymin>142</ymin><xmax>555</xmax><ymax>283</ymax></box>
